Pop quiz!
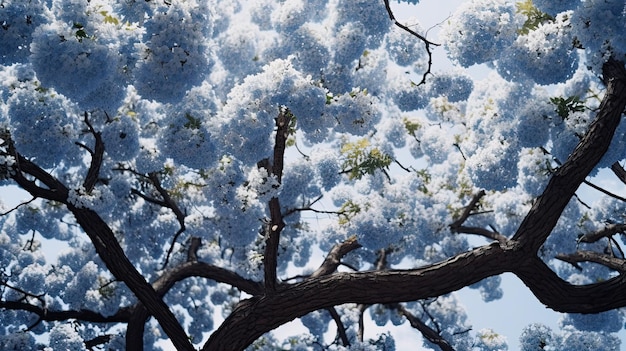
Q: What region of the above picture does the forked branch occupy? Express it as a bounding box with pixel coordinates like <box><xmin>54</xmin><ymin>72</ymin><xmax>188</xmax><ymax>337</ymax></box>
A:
<box><xmin>383</xmin><ymin>0</ymin><xmax>439</xmax><ymax>85</ymax></box>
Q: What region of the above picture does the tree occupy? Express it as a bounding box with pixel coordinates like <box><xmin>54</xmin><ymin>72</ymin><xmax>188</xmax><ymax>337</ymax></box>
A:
<box><xmin>1</xmin><ymin>0</ymin><xmax>626</xmax><ymax>350</ymax></box>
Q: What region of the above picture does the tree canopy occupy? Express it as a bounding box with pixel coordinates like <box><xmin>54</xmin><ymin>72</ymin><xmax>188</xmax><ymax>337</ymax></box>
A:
<box><xmin>1</xmin><ymin>0</ymin><xmax>626</xmax><ymax>350</ymax></box>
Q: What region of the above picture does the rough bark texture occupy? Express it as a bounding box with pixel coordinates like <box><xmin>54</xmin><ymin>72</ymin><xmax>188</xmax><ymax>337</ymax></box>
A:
<box><xmin>3</xmin><ymin>59</ymin><xmax>626</xmax><ymax>350</ymax></box>
<box><xmin>202</xmin><ymin>59</ymin><xmax>626</xmax><ymax>350</ymax></box>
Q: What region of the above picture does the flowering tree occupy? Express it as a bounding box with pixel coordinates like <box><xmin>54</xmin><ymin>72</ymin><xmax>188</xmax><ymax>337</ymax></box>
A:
<box><xmin>1</xmin><ymin>0</ymin><xmax>626</xmax><ymax>350</ymax></box>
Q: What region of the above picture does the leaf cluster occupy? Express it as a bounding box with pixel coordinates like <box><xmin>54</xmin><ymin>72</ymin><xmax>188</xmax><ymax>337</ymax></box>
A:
<box><xmin>340</xmin><ymin>138</ymin><xmax>392</xmax><ymax>180</ymax></box>
<box><xmin>516</xmin><ymin>0</ymin><xmax>554</xmax><ymax>35</ymax></box>
<box><xmin>550</xmin><ymin>95</ymin><xmax>586</xmax><ymax>119</ymax></box>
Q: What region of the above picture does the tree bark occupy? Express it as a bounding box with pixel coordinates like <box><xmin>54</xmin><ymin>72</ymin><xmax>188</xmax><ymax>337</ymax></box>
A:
<box><xmin>203</xmin><ymin>59</ymin><xmax>626</xmax><ymax>351</ymax></box>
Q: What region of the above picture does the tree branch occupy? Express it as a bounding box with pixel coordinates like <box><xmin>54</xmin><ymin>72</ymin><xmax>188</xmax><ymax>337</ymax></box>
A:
<box><xmin>310</xmin><ymin>236</ymin><xmax>362</xmax><ymax>278</ymax></box>
<box><xmin>578</xmin><ymin>223</ymin><xmax>626</xmax><ymax>243</ymax></box>
<box><xmin>203</xmin><ymin>242</ymin><xmax>516</xmax><ymax>351</ymax></box>
<box><xmin>145</xmin><ymin>172</ymin><xmax>187</xmax><ymax>270</ymax></box>
<box><xmin>0</xmin><ymin>300</ymin><xmax>130</xmax><ymax>324</ymax></box>
<box><xmin>263</xmin><ymin>109</ymin><xmax>292</xmax><ymax>293</ymax></box>
<box><xmin>512</xmin><ymin>59</ymin><xmax>626</xmax><ymax>253</ymax></box>
<box><xmin>394</xmin><ymin>303</ymin><xmax>455</xmax><ymax>351</ymax></box>
<box><xmin>327</xmin><ymin>307</ymin><xmax>350</xmax><ymax>347</ymax></box>
<box><xmin>6</xmin><ymin>148</ymin><xmax>194</xmax><ymax>351</ymax></box>
<box><xmin>383</xmin><ymin>0</ymin><xmax>439</xmax><ymax>85</ymax></box>
<box><xmin>81</xmin><ymin>112</ymin><xmax>105</xmax><ymax>193</ymax></box>
<box><xmin>126</xmin><ymin>259</ymin><xmax>264</xmax><ymax>349</ymax></box>
<box><xmin>556</xmin><ymin>250</ymin><xmax>626</xmax><ymax>272</ymax></box>
<box><xmin>610</xmin><ymin>162</ymin><xmax>626</xmax><ymax>184</ymax></box>
<box><xmin>449</xmin><ymin>190</ymin><xmax>508</xmax><ymax>243</ymax></box>
<box><xmin>583</xmin><ymin>179</ymin><xmax>626</xmax><ymax>202</ymax></box>
<box><xmin>69</xmin><ymin>205</ymin><xmax>194</xmax><ymax>351</ymax></box>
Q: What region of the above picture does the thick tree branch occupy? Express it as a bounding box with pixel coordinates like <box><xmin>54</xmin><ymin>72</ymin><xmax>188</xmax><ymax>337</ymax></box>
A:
<box><xmin>512</xmin><ymin>59</ymin><xmax>626</xmax><ymax>253</ymax></box>
<box><xmin>263</xmin><ymin>109</ymin><xmax>292</xmax><ymax>293</ymax></box>
<box><xmin>203</xmin><ymin>242</ymin><xmax>516</xmax><ymax>351</ymax></box>
<box><xmin>514</xmin><ymin>254</ymin><xmax>626</xmax><ymax>312</ymax></box>
<box><xmin>6</xmin><ymin>146</ymin><xmax>193</xmax><ymax>351</ymax></box>
<box><xmin>69</xmin><ymin>206</ymin><xmax>194</xmax><ymax>351</ymax></box>
<box><xmin>205</xmin><ymin>239</ymin><xmax>626</xmax><ymax>350</ymax></box>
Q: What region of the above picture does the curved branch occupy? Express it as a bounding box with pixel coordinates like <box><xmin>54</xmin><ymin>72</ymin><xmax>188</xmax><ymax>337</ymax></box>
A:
<box><xmin>326</xmin><ymin>307</ymin><xmax>350</xmax><ymax>347</ymax></box>
<box><xmin>556</xmin><ymin>250</ymin><xmax>626</xmax><ymax>273</ymax></box>
<box><xmin>512</xmin><ymin>59</ymin><xmax>626</xmax><ymax>253</ymax></box>
<box><xmin>310</xmin><ymin>236</ymin><xmax>362</xmax><ymax>278</ymax></box>
<box><xmin>126</xmin><ymin>260</ymin><xmax>264</xmax><ymax>349</ymax></box>
<box><xmin>203</xmin><ymin>242</ymin><xmax>515</xmax><ymax>351</ymax></box>
<box><xmin>394</xmin><ymin>303</ymin><xmax>455</xmax><ymax>351</ymax></box>
<box><xmin>0</xmin><ymin>300</ymin><xmax>130</xmax><ymax>323</ymax></box>
<box><xmin>383</xmin><ymin>0</ymin><xmax>440</xmax><ymax>85</ymax></box>
<box><xmin>579</xmin><ymin>223</ymin><xmax>626</xmax><ymax>243</ymax></box>
<box><xmin>514</xmin><ymin>255</ymin><xmax>626</xmax><ymax>312</ymax></box>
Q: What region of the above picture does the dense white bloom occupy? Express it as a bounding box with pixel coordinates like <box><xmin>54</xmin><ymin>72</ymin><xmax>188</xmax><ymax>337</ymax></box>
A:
<box><xmin>7</xmin><ymin>86</ymin><xmax>80</xmax><ymax>168</ymax></box>
<box><xmin>134</xmin><ymin>1</ymin><xmax>214</xmax><ymax>102</ymax></box>
<box><xmin>441</xmin><ymin>0</ymin><xmax>520</xmax><ymax>67</ymax></box>
<box><xmin>498</xmin><ymin>12</ymin><xmax>578</xmax><ymax>85</ymax></box>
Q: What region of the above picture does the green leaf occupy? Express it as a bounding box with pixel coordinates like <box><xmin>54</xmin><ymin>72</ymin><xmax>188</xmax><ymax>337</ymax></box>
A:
<box><xmin>338</xmin><ymin>200</ymin><xmax>361</xmax><ymax>225</ymax></box>
<box><xmin>341</xmin><ymin>138</ymin><xmax>393</xmax><ymax>180</ymax></box>
<box><xmin>100</xmin><ymin>11</ymin><xmax>120</xmax><ymax>25</ymax></box>
<box><xmin>184</xmin><ymin>113</ymin><xmax>202</xmax><ymax>129</ymax></box>
<box><xmin>516</xmin><ymin>0</ymin><xmax>554</xmax><ymax>35</ymax></box>
<box><xmin>550</xmin><ymin>95</ymin><xmax>586</xmax><ymax>119</ymax></box>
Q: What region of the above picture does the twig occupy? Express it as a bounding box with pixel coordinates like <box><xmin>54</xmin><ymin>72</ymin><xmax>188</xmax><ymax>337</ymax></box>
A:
<box><xmin>449</xmin><ymin>191</ymin><xmax>507</xmax><ymax>243</ymax></box>
<box><xmin>146</xmin><ymin>172</ymin><xmax>187</xmax><ymax>270</ymax></box>
<box><xmin>383</xmin><ymin>0</ymin><xmax>440</xmax><ymax>85</ymax></box>
<box><xmin>0</xmin><ymin>196</ymin><xmax>36</xmax><ymax>216</ymax></box>
<box><xmin>583</xmin><ymin>179</ymin><xmax>626</xmax><ymax>202</ymax></box>
<box><xmin>82</xmin><ymin>112</ymin><xmax>105</xmax><ymax>193</ymax></box>
<box><xmin>327</xmin><ymin>307</ymin><xmax>350</xmax><ymax>347</ymax></box>
<box><xmin>394</xmin><ymin>303</ymin><xmax>455</xmax><ymax>351</ymax></box>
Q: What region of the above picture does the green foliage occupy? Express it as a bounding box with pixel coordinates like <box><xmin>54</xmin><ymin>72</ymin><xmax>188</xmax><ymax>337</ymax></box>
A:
<box><xmin>341</xmin><ymin>138</ymin><xmax>393</xmax><ymax>180</ymax></box>
<box><xmin>184</xmin><ymin>113</ymin><xmax>202</xmax><ymax>129</ymax></box>
<box><xmin>516</xmin><ymin>0</ymin><xmax>554</xmax><ymax>35</ymax></box>
<box><xmin>338</xmin><ymin>200</ymin><xmax>362</xmax><ymax>225</ymax></box>
<box><xmin>550</xmin><ymin>95</ymin><xmax>586</xmax><ymax>119</ymax></box>
<box><xmin>403</xmin><ymin>117</ymin><xmax>422</xmax><ymax>138</ymax></box>
<box><xmin>73</xmin><ymin>22</ymin><xmax>88</xmax><ymax>42</ymax></box>
<box><xmin>100</xmin><ymin>11</ymin><xmax>120</xmax><ymax>25</ymax></box>
<box><xmin>414</xmin><ymin>168</ymin><xmax>431</xmax><ymax>194</ymax></box>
